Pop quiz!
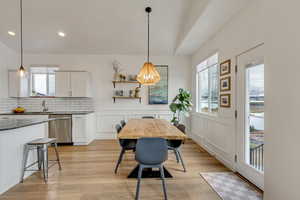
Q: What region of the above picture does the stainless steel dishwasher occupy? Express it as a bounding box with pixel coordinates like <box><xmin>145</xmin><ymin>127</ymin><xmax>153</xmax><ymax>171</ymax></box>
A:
<box><xmin>49</xmin><ymin>115</ymin><xmax>72</xmax><ymax>144</ymax></box>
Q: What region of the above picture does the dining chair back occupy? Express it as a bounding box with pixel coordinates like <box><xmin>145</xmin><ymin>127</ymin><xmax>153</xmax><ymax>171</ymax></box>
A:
<box><xmin>120</xmin><ymin>120</ymin><xmax>126</xmax><ymax>128</ymax></box>
<box><xmin>142</xmin><ymin>116</ymin><xmax>155</xmax><ymax>119</ymax></box>
<box><xmin>135</xmin><ymin>137</ymin><xmax>168</xmax><ymax>200</ymax></box>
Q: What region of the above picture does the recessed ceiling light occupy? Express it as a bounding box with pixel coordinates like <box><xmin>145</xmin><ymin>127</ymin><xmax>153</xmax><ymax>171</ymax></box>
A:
<box><xmin>8</xmin><ymin>31</ymin><xmax>16</xmax><ymax>36</ymax></box>
<box><xmin>58</xmin><ymin>31</ymin><xmax>66</xmax><ymax>37</ymax></box>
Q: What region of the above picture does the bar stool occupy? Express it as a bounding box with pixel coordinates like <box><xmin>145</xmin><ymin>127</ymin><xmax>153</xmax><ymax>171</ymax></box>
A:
<box><xmin>21</xmin><ymin>138</ymin><xmax>62</xmax><ymax>183</ymax></box>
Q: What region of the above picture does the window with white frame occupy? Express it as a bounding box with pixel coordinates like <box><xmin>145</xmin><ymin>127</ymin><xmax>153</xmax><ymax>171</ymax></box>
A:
<box><xmin>196</xmin><ymin>53</ymin><xmax>219</xmax><ymax>113</ymax></box>
<box><xmin>30</xmin><ymin>67</ymin><xmax>58</xmax><ymax>96</ymax></box>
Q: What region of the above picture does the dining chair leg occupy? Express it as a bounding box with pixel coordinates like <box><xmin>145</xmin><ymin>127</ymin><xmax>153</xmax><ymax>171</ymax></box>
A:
<box><xmin>135</xmin><ymin>165</ymin><xmax>143</xmax><ymax>200</ymax></box>
<box><xmin>54</xmin><ymin>142</ymin><xmax>62</xmax><ymax>170</ymax></box>
<box><xmin>159</xmin><ymin>165</ymin><xmax>168</xmax><ymax>200</ymax></box>
<box><xmin>115</xmin><ymin>148</ymin><xmax>125</xmax><ymax>174</ymax></box>
<box><xmin>174</xmin><ymin>149</ymin><xmax>179</xmax><ymax>163</ymax></box>
<box><xmin>41</xmin><ymin>147</ymin><xmax>47</xmax><ymax>183</ymax></box>
<box><xmin>177</xmin><ymin>149</ymin><xmax>186</xmax><ymax>172</ymax></box>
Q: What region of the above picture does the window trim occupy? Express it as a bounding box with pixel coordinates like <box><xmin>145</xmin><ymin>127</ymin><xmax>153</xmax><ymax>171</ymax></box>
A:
<box><xmin>196</xmin><ymin>53</ymin><xmax>219</xmax><ymax>115</ymax></box>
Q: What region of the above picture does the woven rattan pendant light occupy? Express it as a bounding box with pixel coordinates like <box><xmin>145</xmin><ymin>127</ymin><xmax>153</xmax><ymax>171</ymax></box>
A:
<box><xmin>137</xmin><ymin>7</ymin><xmax>160</xmax><ymax>85</ymax></box>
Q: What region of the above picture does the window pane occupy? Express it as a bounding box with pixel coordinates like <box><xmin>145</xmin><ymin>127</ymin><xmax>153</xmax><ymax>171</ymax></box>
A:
<box><xmin>199</xmin><ymin>69</ymin><xmax>209</xmax><ymax>112</ymax></box>
<box><xmin>209</xmin><ymin>64</ymin><xmax>219</xmax><ymax>113</ymax></box>
<box><xmin>32</xmin><ymin>74</ymin><xmax>47</xmax><ymax>96</ymax></box>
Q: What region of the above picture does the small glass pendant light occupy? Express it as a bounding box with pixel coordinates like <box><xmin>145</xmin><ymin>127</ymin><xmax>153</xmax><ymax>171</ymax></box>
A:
<box><xmin>137</xmin><ymin>7</ymin><xmax>160</xmax><ymax>85</ymax></box>
<box><xmin>18</xmin><ymin>0</ymin><xmax>26</xmax><ymax>77</ymax></box>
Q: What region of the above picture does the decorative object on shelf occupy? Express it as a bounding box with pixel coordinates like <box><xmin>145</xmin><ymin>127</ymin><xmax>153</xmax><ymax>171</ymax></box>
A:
<box><xmin>119</xmin><ymin>74</ymin><xmax>126</xmax><ymax>81</ymax></box>
<box><xmin>137</xmin><ymin>7</ymin><xmax>160</xmax><ymax>85</ymax></box>
<box><xmin>18</xmin><ymin>0</ymin><xmax>26</xmax><ymax>77</ymax></box>
<box><xmin>220</xmin><ymin>76</ymin><xmax>231</xmax><ymax>92</ymax></box>
<box><xmin>115</xmin><ymin>90</ymin><xmax>124</xmax><ymax>97</ymax></box>
<box><xmin>220</xmin><ymin>94</ymin><xmax>231</xmax><ymax>108</ymax></box>
<box><xmin>220</xmin><ymin>59</ymin><xmax>231</xmax><ymax>76</ymax></box>
<box><xmin>134</xmin><ymin>87</ymin><xmax>140</xmax><ymax>98</ymax></box>
<box><xmin>129</xmin><ymin>90</ymin><xmax>134</xmax><ymax>97</ymax></box>
<box><xmin>169</xmin><ymin>88</ymin><xmax>192</xmax><ymax>126</ymax></box>
<box><xmin>128</xmin><ymin>75</ymin><xmax>137</xmax><ymax>81</ymax></box>
<box><xmin>112</xmin><ymin>60</ymin><xmax>122</xmax><ymax>81</ymax></box>
<box><xmin>149</xmin><ymin>65</ymin><xmax>168</xmax><ymax>104</ymax></box>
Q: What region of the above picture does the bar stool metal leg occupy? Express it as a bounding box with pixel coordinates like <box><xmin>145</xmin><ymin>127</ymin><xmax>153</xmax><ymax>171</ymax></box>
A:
<box><xmin>37</xmin><ymin>146</ymin><xmax>42</xmax><ymax>170</ymax></box>
<box><xmin>20</xmin><ymin>144</ymin><xmax>30</xmax><ymax>183</ymax></box>
<box><xmin>54</xmin><ymin>142</ymin><xmax>62</xmax><ymax>170</ymax></box>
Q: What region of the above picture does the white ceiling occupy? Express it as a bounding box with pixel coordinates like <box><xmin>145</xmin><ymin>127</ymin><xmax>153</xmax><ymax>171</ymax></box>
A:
<box><xmin>0</xmin><ymin>0</ymin><xmax>249</xmax><ymax>56</ymax></box>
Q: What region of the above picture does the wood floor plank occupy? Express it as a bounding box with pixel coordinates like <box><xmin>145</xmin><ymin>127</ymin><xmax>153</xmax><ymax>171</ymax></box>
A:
<box><xmin>0</xmin><ymin>139</ymin><xmax>228</xmax><ymax>200</ymax></box>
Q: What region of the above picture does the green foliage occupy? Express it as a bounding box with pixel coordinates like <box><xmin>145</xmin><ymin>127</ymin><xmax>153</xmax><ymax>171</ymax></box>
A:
<box><xmin>169</xmin><ymin>88</ymin><xmax>193</xmax><ymax>124</ymax></box>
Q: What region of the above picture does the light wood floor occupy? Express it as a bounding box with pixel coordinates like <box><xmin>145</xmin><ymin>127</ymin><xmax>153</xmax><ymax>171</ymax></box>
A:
<box><xmin>0</xmin><ymin>139</ymin><xmax>229</xmax><ymax>200</ymax></box>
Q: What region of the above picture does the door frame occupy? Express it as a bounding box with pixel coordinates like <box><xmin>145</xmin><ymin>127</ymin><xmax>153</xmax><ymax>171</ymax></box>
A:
<box><xmin>234</xmin><ymin>43</ymin><xmax>264</xmax><ymax>190</ymax></box>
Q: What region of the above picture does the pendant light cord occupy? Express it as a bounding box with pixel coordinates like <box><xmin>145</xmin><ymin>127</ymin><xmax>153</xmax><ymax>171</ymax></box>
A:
<box><xmin>20</xmin><ymin>0</ymin><xmax>23</xmax><ymax>66</ymax></box>
<box><xmin>147</xmin><ymin>11</ymin><xmax>150</xmax><ymax>63</ymax></box>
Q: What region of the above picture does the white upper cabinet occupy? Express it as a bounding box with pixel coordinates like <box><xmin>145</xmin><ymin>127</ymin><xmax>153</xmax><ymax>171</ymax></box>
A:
<box><xmin>70</xmin><ymin>72</ymin><xmax>92</xmax><ymax>97</ymax></box>
<box><xmin>55</xmin><ymin>71</ymin><xmax>92</xmax><ymax>97</ymax></box>
<box><xmin>8</xmin><ymin>71</ymin><xmax>29</xmax><ymax>97</ymax></box>
<box><xmin>55</xmin><ymin>71</ymin><xmax>71</xmax><ymax>97</ymax></box>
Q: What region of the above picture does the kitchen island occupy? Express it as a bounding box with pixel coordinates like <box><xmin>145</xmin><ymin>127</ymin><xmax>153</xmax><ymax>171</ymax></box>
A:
<box><xmin>0</xmin><ymin>118</ymin><xmax>68</xmax><ymax>194</ymax></box>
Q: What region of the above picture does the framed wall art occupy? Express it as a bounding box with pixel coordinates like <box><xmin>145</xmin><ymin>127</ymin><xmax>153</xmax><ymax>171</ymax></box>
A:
<box><xmin>148</xmin><ymin>65</ymin><xmax>168</xmax><ymax>104</ymax></box>
<box><xmin>220</xmin><ymin>94</ymin><xmax>231</xmax><ymax>108</ymax></box>
<box><xmin>220</xmin><ymin>77</ymin><xmax>231</xmax><ymax>92</ymax></box>
<box><xmin>220</xmin><ymin>59</ymin><xmax>231</xmax><ymax>76</ymax></box>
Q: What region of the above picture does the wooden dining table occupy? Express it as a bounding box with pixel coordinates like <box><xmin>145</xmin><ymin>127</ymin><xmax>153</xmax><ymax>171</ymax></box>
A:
<box><xmin>118</xmin><ymin>119</ymin><xmax>187</xmax><ymax>178</ymax></box>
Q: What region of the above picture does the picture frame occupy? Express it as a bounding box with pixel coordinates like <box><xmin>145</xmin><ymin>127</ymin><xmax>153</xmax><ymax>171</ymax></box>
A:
<box><xmin>148</xmin><ymin>65</ymin><xmax>168</xmax><ymax>104</ymax></box>
<box><xmin>220</xmin><ymin>59</ymin><xmax>231</xmax><ymax>76</ymax></box>
<box><xmin>220</xmin><ymin>94</ymin><xmax>231</xmax><ymax>108</ymax></box>
<box><xmin>220</xmin><ymin>76</ymin><xmax>231</xmax><ymax>92</ymax></box>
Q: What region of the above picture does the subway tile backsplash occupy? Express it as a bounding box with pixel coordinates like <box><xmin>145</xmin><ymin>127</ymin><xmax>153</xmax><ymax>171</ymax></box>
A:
<box><xmin>0</xmin><ymin>98</ymin><xmax>94</xmax><ymax>113</ymax></box>
<box><xmin>0</xmin><ymin>98</ymin><xmax>18</xmax><ymax>113</ymax></box>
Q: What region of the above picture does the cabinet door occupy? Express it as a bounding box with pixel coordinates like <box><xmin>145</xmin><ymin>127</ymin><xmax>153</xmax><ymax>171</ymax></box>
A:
<box><xmin>70</xmin><ymin>72</ymin><xmax>90</xmax><ymax>97</ymax></box>
<box><xmin>55</xmin><ymin>72</ymin><xmax>71</xmax><ymax>97</ymax></box>
<box><xmin>72</xmin><ymin>115</ymin><xmax>87</xmax><ymax>145</ymax></box>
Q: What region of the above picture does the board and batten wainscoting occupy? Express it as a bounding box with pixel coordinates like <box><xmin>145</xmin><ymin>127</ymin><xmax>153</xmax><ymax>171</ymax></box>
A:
<box><xmin>190</xmin><ymin>112</ymin><xmax>236</xmax><ymax>171</ymax></box>
<box><xmin>95</xmin><ymin>109</ymin><xmax>186</xmax><ymax>140</ymax></box>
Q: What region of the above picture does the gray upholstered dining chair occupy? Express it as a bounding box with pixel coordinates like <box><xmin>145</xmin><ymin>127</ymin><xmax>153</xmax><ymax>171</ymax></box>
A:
<box><xmin>135</xmin><ymin>138</ymin><xmax>168</xmax><ymax>200</ymax></box>
<box><xmin>120</xmin><ymin>120</ymin><xmax>126</xmax><ymax>128</ymax></box>
<box><xmin>142</xmin><ymin>116</ymin><xmax>155</xmax><ymax>119</ymax></box>
<box><xmin>114</xmin><ymin>124</ymin><xmax>136</xmax><ymax>174</ymax></box>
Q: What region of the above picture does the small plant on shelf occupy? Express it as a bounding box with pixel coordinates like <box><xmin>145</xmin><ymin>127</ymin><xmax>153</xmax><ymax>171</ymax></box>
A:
<box><xmin>169</xmin><ymin>88</ymin><xmax>192</xmax><ymax>129</ymax></box>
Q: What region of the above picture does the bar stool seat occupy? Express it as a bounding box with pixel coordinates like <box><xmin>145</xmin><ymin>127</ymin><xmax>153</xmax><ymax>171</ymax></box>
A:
<box><xmin>21</xmin><ymin>137</ymin><xmax>62</xmax><ymax>183</ymax></box>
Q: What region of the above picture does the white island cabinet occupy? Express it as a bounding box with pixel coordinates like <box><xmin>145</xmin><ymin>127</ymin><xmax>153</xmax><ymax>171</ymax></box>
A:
<box><xmin>0</xmin><ymin>123</ymin><xmax>48</xmax><ymax>194</ymax></box>
<box><xmin>55</xmin><ymin>71</ymin><xmax>92</xmax><ymax>97</ymax></box>
<box><xmin>72</xmin><ymin>113</ymin><xmax>96</xmax><ymax>145</ymax></box>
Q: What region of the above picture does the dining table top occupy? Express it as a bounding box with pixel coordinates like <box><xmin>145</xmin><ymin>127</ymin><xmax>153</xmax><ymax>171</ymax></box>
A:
<box><xmin>117</xmin><ymin>119</ymin><xmax>187</xmax><ymax>140</ymax></box>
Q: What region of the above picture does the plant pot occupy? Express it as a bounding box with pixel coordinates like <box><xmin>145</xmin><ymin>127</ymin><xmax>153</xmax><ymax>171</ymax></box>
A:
<box><xmin>175</xmin><ymin>124</ymin><xmax>186</xmax><ymax>133</ymax></box>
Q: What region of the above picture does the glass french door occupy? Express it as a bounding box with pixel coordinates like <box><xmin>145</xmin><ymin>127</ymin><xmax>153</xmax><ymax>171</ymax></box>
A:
<box><xmin>236</xmin><ymin>44</ymin><xmax>264</xmax><ymax>190</ymax></box>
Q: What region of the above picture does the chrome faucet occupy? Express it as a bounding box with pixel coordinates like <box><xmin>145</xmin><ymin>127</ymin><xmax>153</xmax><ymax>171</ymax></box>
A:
<box><xmin>42</xmin><ymin>100</ymin><xmax>48</xmax><ymax>112</ymax></box>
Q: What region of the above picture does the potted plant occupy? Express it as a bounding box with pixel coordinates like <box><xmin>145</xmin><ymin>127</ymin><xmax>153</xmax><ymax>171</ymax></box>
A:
<box><xmin>169</xmin><ymin>88</ymin><xmax>193</xmax><ymax>132</ymax></box>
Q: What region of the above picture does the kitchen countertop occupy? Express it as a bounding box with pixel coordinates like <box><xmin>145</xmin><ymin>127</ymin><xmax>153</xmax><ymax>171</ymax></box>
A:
<box><xmin>0</xmin><ymin>117</ymin><xmax>71</xmax><ymax>131</ymax></box>
<box><xmin>0</xmin><ymin>111</ymin><xmax>94</xmax><ymax>115</ymax></box>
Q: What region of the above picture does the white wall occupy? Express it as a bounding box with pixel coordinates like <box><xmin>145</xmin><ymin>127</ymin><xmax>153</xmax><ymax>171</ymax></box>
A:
<box><xmin>190</xmin><ymin>0</ymin><xmax>263</xmax><ymax>170</ymax></box>
<box><xmin>263</xmin><ymin>0</ymin><xmax>300</xmax><ymax>199</ymax></box>
<box><xmin>0</xmin><ymin>41</ymin><xmax>18</xmax><ymax>112</ymax></box>
<box><xmin>23</xmin><ymin>54</ymin><xmax>192</xmax><ymax>138</ymax></box>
